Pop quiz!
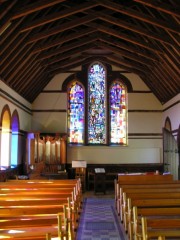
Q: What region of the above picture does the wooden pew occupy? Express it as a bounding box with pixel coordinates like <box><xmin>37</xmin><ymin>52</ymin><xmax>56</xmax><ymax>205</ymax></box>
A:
<box><xmin>126</xmin><ymin>198</ymin><xmax>180</xmax><ymax>240</ymax></box>
<box><xmin>0</xmin><ymin>179</ymin><xmax>82</xmax><ymax>239</ymax></box>
<box><xmin>0</xmin><ymin>181</ymin><xmax>82</xmax><ymax>211</ymax></box>
<box><xmin>115</xmin><ymin>175</ymin><xmax>179</xmax><ymax>210</ymax></box>
<box><xmin>0</xmin><ymin>189</ymin><xmax>80</xmax><ymax>227</ymax></box>
<box><xmin>0</xmin><ymin>232</ymin><xmax>54</xmax><ymax>240</ymax></box>
<box><xmin>122</xmin><ymin>191</ymin><xmax>180</xmax><ymax>223</ymax></box>
<box><xmin>141</xmin><ymin>216</ymin><xmax>180</xmax><ymax>240</ymax></box>
<box><xmin>116</xmin><ymin>183</ymin><xmax>180</xmax><ymax>216</ymax></box>
<box><xmin>117</xmin><ymin>173</ymin><xmax>174</xmax><ymax>184</ymax></box>
<box><xmin>1</xmin><ymin>180</ymin><xmax>82</xmax><ymax>204</ymax></box>
<box><xmin>133</xmin><ymin>206</ymin><xmax>180</xmax><ymax>240</ymax></box>
<box><xmin>0</xmin><ymin>197</ymin><xmax>75</xmax><ymax>239</ymax></box>
<box><xmin>0</xmin><ymin>212</ymin><xmax>72</xmax><ymax>240</ymax></box>
<box><xmin>0</xmin><ymin>195</ymin><xmax>79</xmax><ymax>226</ymax></box>
<box><xmin>114</xmin><ymin>175</ymin><xmax>180</xmax><ymax>240</ymax></box>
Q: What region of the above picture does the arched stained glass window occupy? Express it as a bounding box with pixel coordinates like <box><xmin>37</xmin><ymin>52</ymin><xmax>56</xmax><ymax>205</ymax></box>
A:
<box><xmin>88</xmin><ymin>62</ymin><xmax>107</xmax><ymax>144</ymax></box>
<box><xmin>0</xmin><ymin>105</ymin><xmax>11</xmax><ymax>168</ymax></box>
<box><xmin>68</xmin><ymin>81</ymin><xmax>85</xmax><ymax>144</ymax></box>
<box><xmin>11</xmin><ymin>110</ymin><xmax>19</xmax><ymax>167</ymax></box>
<box><xmin>66</xmin><ymin>62</ymin><xmax>129</xmax><ymax>146</ymax></box>
<box><xmin>110</xmin><ymin>81</ymin><xmax>127</xmax><ymax>145</ymax></box>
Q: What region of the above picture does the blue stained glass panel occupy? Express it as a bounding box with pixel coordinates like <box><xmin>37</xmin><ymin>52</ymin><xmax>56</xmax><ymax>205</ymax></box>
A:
<box><xmin>68</xmin><ymin>82</ymin><xmax>85</xmax><ymax>144</ymax></box>
<box><xmin>110</xmin><ymin>81</ymin><xmax>127</xmax><ymax>145</ymax></box>
<box><xmin>88</xmin><ymin>63</ymin><xmax>106</xmax><ymax>144</ymax></box>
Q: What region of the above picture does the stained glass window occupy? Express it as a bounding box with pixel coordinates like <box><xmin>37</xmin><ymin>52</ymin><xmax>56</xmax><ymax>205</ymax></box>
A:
<box><xmin>67</xmin><ymin>62</ymin><xmax>128</xmax><ymax>146</ymax></box>
<box><xmin>68</xmin><ymin>81</ymin><xmax>85</xmax><ymax>144</ymax></box>
<box><xmin>110</xmin><ymin>81</ymin><xmax>127</xmax><ymax>144</ymax></box>
<box><xmin>88</xmin><ymin>62</ymin><xmax>107</xmax><ymax>144</ymax></box>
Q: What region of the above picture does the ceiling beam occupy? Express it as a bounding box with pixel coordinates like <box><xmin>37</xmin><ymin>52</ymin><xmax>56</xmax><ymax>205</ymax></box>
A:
<box><xmin>36</xmin><ymin>32</ymin><xmax>98</xmax><ymax>60</ymax></box>
<box><xmin>88</xmin><ymin>22</ymin><xmax>163</xmax><ymax>54</ymax></box>
<box><xmin>98</xmin><ymin>0</ymin><xmax>180</xmax><ymax>33</ymax></box>
<box><xmin>32</xmin><ymin>29</ymin><xmax>98</xmax><ymax>54</ymax></box>
<box><xmin>20</xmin><ymin>1</ymin><xmax>99</xmax><ymax>32</ymax></box>
<box><xmin>134</xmin><ymin>0</ymin><xmax>180</xmax><ymax>17</ymax></box>
<box><xmin>27</xmin><ymin>14</ymin><xmax>98</xmax><ymax>43</ymax></box>
<box><xmin>98</xmin><ymin>36</ymin><xmax>159</xmax><ymax>62</ymax></box>
<box><xmin>12</xmin><ymin>0</ymin><xmax>66</xmax><ymax>20</ymax></box>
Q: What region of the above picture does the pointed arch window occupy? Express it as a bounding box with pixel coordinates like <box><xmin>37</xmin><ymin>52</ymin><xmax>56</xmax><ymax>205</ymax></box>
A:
<box><xmin>110</xmin><ymin>81</ymin><xmax>127</xmax><ymax>145</ymax></box>
<box><xmin>0</xmin><ymin>106</ymin><xmax>11</xmax><ymax>168</ymax></box>
<box><xmin>88</xmin><ymin>62</ymin><xmax>107</xmax><ymax>144</ymax></box>
<box><xmin>67</xmin><ymin>62</ymin><xmax>128</xmax><ymax>146</ymax></box>
<box><xmin>11</xmin><ymin>110</ymin><xmax>19</xmax><ymax>167</ymax></box>
<box><xmin>67</xmin><ymin>81</ymin><xmax>85</xmax><ymax>144</ymax></box>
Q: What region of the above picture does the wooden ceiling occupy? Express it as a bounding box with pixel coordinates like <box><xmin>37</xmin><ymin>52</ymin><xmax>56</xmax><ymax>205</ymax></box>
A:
<box><xmin>0</xmin><ymin>0</ymin><xmax>179</xmax><ymax>103</ymax></box>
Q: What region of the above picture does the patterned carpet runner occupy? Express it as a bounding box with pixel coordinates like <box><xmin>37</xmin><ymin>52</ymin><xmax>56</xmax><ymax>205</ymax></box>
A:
<box><xmin>76</xmin><ymin>198</ymin><xmax>126</xmax><ymax>240</ymax></box>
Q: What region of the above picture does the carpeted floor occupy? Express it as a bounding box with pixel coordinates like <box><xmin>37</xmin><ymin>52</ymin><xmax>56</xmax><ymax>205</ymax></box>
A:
<box><xmin>76</xmin><ymin>197</ymin><xmax>127</xmax><ymax>240</ymax></box>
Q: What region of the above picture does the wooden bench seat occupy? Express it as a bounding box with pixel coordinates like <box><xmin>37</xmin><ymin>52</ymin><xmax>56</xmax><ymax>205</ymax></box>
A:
<box><xmin>116</xmin><ymin>184</ymin><xmax>180</xmax><ymax>216</ymax></box>
<box><xmin>0</xmin><ymin>200</ymin><xmax>75</xmax><ymax>239</ymax></box>
<box><xmin>0</xmin><ymin>213</ymin><xmax>72</xmax><ymax>240</ymax></box>
<box><xmin>115</xmin><ymin>180</ymin><xmax>180</xmax><ymax>203</ymax></box>
<box><xmin>141</xmin><ymin>216</ymin><xmax>180</xmax><ymax>240</ymax></box>
<box><xmin>0</xmin><ymin>179</ymin><xmax>82</xmax><ymax>240</ymax></box>
<box><xmin>115</xmin><ymin>175</ymin><xmax>180</xmax><ymax>240</ymax></box>
<box><xmin>117</xmin><ymin>174</ymin><xmax>174</xmax><ymax>183</ymax></box>
<box><xmin>122</xmin><ymin>192</ymin><xmax>180</xmax><ymax>223</ymax></box>
<box><xmin>118</xmin><ymin>187</ymin><xmax>180</xmax><ymax>215</ymax></box>
<box><xmin>125</xmin><ymin>198</ymin><xmax>180</xmax><ymax>240</ymax></box>
<box><xmin>115</xmin><ymin>177</ymin><xmax>180</xmax><ymax>210</ymax></box>
<box><xmin>132</xmin><ymin>206</ymin><xmax>180</xmax><ymax>240</ymax></box>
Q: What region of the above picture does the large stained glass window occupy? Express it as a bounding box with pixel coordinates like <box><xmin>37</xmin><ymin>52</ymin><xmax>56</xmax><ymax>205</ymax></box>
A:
<box><xmin>67</xmin><ymin>62</ymin><xmax>128</xmax><ymax>146</ymax></box>
<box><xmin>110</xmin><ymin>81</ymin><xmax>127</xmax><ymax>145</ymax></box>
<box><xmin>88</xmin><ymin>62</ymin><xmax>106</xmax><ymax>144</ymax></box>
<box><xmin>68</xmin><ymin>81</ymin><xmax>85</xmax><ymax>144</ymax></box>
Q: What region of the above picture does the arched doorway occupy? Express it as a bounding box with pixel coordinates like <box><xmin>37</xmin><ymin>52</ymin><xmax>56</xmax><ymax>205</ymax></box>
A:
<box><xmin>177</xmin><ymin>125</ymin><xmax>180</xmax><ymax>180</ymax></box>
<box><xmin>163</xmin><ymin>117</ymin><xmax>179</xmax><ymax>180</ymax></box>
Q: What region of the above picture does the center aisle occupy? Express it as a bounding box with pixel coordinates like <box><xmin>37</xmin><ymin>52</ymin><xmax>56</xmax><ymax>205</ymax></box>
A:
<box><xmin>76</xmin><ymin>197</ymin><xmax>126</xmax><ymax>240</ymax></box>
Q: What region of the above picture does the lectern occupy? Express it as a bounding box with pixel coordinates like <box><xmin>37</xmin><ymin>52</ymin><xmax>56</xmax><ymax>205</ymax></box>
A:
<box><xmin>94</xmin><ymin>168</ymin><xmax>106</xmax><ymax>194</ymax></box>
<box><xmin>72</xmin><ymin>160</ymin><xmax>87</xmax><ymax>192</ymax></box>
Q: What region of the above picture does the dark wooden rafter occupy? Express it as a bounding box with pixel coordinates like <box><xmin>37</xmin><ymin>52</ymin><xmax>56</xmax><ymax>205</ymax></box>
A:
<box><xmin>106</xmin><ymin>54</ymin><xmax>149</xmax><ymax>74</ymax></box>
<box><xmin>98</xmin><ymin>35</ymin><xmax>159</xmax><ymax>62</ymax></box>
<box><xmin>0</xmin><ymin>0</ymin><xmax>17</xmax><ymax>19</ymax></box>
<box><xmin>99</xmin><ymin>0</ymin><xmax>180</xmax><ymax>33</ymax></box>
<box><xmin>1</xmin><ymin>30</ymin><xmax>30</xmax><ymax>70</ymax></box>
<box><xmin>161</xmin><ymin>44</ymin><xmax>180</xmax><ymax>72</ymax></box>
<box><xmin>87</xmin><ymin>22</ymin><xmax>163</xmax><ymax>54</ymax></box>
<box><xmin>27</xmin><ymin>15</ymin><xmax>98</xmax><ymax>44</ymax></box>
<box><xmin>41</xmin><ymin>42</ymin><xmax>98</xmax><ymax>66</ymax></box>
<box><xmin>20</xmin><ymin>1</ymin><xmax>99</xmax><ymax>32</ymax></box>
<box><xmin>23</xmin><ymin>69</ymin><xmax>47</xmax><ymax>101</ymax></box>
<box><xmin>95</xmin><ymin>41</ymin><xmax>154</xmax><ymax>67</ymax></box>
<box><xmin>32</xmin><ymin>28</ymin><xmax>97</xmax><ymax>54</ymax></box>
<box><xmin>91</xmin><ymin>10</ymin><xmax>174</xmax><ymax>46</ymax></box>
<box><xmin>12</xmin><ymin>0</ymin><xmax>66</xmax><ymax>19</ymax></box>
<box><xmin>103</xmin><ymin>58</ymin><xmax>144</xmax><ymax>76</ymax></box>
<box><xmin>3</xmin><ymin>41</ymin><xmax>36</xmax><ymax>81</ymax></box>
<box><xmin>18</xmin><ymin>63</ymin><xmax>43</xmax><ymax>93</ymax></box>
<box><xmin>48</xmin><ymin>55</ymin><xmax>88</xmax><ymax>73</ymax></box>
<box><xmin>36</xmin><ymin>31</ymin><xmax>98</xmax><ymax>60</ymax></box>
<box><xmin>0</xmin><ymin>0</ymin><xmax>17</xmax><ymax>34</ymax></box>
<box><xmin>134</xmin><ymin>0</ymin><xmax>180</xmax><ymax>17</ymax></box>
<box><xmin>9</xmin><ymin>52</ymin><xmax>41</xmax><ymax>88</ymax></box>
<box><xmin>0</xmin><ymin>0</ymin><xmax>179</xmax><ymax>103</ymax></box>
<box><xmin>27</xmin><ymin>73</ymin><xmax>53</xmax><ymax>102</ymax></box>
